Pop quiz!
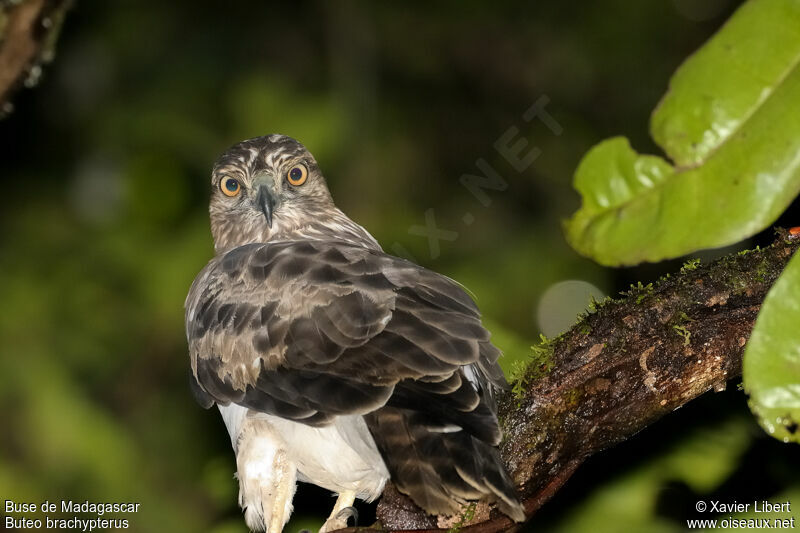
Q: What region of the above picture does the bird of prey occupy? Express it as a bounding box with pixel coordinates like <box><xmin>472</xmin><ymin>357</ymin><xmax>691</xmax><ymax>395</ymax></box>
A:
<box><xmin>185</xmin><ymin>134</ymin><xmax>525</xmax><ymax>533</ymax></box>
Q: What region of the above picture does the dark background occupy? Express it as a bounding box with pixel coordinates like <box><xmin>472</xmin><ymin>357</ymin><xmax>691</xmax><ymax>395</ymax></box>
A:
<box><xmin>1</xmin><ymin>1</ymin><xmax>797</xmax><ymax>531</ymax></box>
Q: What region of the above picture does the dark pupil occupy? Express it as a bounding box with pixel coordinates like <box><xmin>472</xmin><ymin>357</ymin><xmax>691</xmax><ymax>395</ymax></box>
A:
<box><xmin>225</xmin><ymin>179</ymin><xmax>239</xmax><ymax>192</ymax></box>
<box><xmin>290</xmin><ymin>168</ymin><xmax>302</xmax><ymax>181</ymax></box>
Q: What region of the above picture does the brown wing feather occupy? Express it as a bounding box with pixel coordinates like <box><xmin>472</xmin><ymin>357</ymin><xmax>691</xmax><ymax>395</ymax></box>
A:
<box><xmin>185</xmin><ymin>240</ymin><xmax>502</xmax><ymax>422</ymax></box>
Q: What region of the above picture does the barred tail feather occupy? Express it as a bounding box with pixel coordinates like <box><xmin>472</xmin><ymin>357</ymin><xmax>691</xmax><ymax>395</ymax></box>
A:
<box><xmin>365</xmin><ymin>407</ymin><xmax>525</xmax><ymax>522</ymax></box>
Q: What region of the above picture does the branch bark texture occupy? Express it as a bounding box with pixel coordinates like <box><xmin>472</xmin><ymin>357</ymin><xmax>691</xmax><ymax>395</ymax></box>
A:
<box><xmin>367</xmin><ymin>231</ymin><xmax>800</xmax><ymax>532</ymax></box>
<box><xmin>0</xmin><ymin>0</ymin><xmax>70</xmax><ymax>114</ymax></box>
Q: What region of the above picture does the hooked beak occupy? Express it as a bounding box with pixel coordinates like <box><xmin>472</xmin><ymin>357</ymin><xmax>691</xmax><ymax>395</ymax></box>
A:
<box><xmin>255</xmin><ymin>184</ymin><xmax>276</xmax><ymax>228</ymax></box>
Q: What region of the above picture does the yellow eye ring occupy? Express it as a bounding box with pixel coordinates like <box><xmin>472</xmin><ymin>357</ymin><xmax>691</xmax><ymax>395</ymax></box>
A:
<box><xmin>220</xmin><ymin>177</ymin><xmax>241</xmax><ymax>197</ymax></box>
<box><xmin>287</xmin><ymin>164</ymin><xmax>308</xmax><ymax>186</ymax></box>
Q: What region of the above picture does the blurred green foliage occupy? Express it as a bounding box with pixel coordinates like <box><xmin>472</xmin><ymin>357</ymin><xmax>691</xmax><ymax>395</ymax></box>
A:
<box><xmin>0</xmin><ymin>1</ymin><xmax>797</xmax><ymax>532</ymax></box>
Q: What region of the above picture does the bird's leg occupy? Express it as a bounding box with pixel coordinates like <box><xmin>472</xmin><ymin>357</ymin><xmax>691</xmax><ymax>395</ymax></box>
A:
<box><xmin>264</xmin><ymin>454</ymin><xmax>297</xmax><ymax>533</ymax></box>
<box><xmin>319</xmin><ymin>490</ymin><xmax>357</xmax><ymax>533</ymax></box>
<box><xmin>236</xmin><ymin>417</ymin><xmax>297</xmax><ymax>533</ymax></box>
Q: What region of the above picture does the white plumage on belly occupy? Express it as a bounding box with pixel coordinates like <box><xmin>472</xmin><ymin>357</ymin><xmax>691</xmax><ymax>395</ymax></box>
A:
<box><xmin>218</xmin><ymin>403</ymin><xmax>390</xmax><ymax>503</ymax></box>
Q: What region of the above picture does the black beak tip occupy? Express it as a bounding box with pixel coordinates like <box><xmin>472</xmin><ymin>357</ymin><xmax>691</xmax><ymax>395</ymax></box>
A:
<box><xmin>256</xmin><ymin>185</ymin><xmax>275</xmax><ymax>228</ymax></box>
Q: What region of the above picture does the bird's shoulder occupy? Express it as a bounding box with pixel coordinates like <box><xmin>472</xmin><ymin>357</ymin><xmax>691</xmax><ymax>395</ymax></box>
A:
<box><xmin>186</xmin><ymin>239</ymin><xmax>479</xmax><ymax>320</ymax></box>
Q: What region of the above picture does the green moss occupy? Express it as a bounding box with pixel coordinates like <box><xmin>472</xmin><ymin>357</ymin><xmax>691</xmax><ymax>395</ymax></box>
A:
<box><xmin>587</xmin><ymin>294</ymin><xmax>614</xmax><ymax>313</ymax></box>
<box><xmin>447</xmin><ymin>502</ymin><xmax>476</xmax><ymax>533</ymax></box>
<box><xmin>737</xmin><ymin>245</ymin><xmax>761</xmax><ymax>256</ymax></box>
<box><xmin>680</xmin><ymin>258</ymin><xmax>701</xmax><ymax>272</ymax></box>
<box><xmin>509</xmin><ymin>335</ymin><xmax>556</xmax><ymax>400</ymax></box>
<box><xmin>563</xmin><ymin>387</ymin><xmax>583</xmax><ymax>408</ymax></box>
<box><xmin>625</xmin><ymin>281</ymin><xmax>654</xmax><ymax>304</ymax></box>
<box><xmin>529</xmin><ymin>335</ymin><xmax>556</xmax><ymax>380</ymax></box>
<box><xmin>509</xmin><ymin>360</ymin><xmax>529</xmax><ymax>399</ymax></box>
<box><xmin>673</xmin><ymin>324</ymin><xmax>691</xmax><ymax>346</ymax></box>
<box><xmin>754</xmin><ymin>257</ymin><xmax>770</xmax><ymax>283</ymax></box>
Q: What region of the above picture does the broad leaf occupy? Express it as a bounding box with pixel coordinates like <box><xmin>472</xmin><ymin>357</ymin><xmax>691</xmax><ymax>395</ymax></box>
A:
<box><xmin>565</xmin><ymin>0</ymin><xmax>800</xmax><ymax>266</ymax></box>
<box><xmin>743</xmin><ymin>249</ymin><xmax>800</xmax><ymax>444</ymax></box>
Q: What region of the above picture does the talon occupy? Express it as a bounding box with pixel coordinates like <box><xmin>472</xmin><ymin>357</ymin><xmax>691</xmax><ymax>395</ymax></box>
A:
<box><xmin>320</xmin><ymin>505</ymin><xmax>358</xmax><ymax>533</ymax></box>
<box><xmin>334</xmin><ymin>506</ymin><xmax>358</xmax><ymax>527</ymax></box>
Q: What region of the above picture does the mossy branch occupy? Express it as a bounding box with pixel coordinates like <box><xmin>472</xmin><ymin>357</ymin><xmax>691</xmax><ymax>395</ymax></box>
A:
<box><xmin>359</xmin><ymin>229</ymin><xmax>800</xmax><ymax>533</ymax></box>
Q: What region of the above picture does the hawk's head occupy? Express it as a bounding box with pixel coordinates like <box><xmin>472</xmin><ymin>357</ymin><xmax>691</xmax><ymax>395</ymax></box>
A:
<box><xmin>208</xmin><ymin>134</ymin><xmax>335</xmax><ymax>253</ymax></box>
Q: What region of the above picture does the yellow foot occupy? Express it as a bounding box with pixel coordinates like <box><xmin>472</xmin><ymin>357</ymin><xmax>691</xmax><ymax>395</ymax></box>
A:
<box><xmin>319</xmin><ymin>491</ymin><xmax>357</xmax><ymax>533</ymax></box>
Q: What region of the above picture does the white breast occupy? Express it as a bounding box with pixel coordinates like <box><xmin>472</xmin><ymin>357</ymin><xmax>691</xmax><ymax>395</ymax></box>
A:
<box><xmin>218</xmin><ymin>403</ymin><xmax>389</xmax><ymax>501</ymax></box>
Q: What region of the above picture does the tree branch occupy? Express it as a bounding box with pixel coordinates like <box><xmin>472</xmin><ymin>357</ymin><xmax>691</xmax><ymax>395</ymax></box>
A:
<box><xmin>364</xmin><ymin>230</ymin><xmax>800</xmax><ymax>532</ymax></box>
<box><xmin>0</xmin><ymin>0</ymin><xmax>71</xmax><ymax>115</ymax></box>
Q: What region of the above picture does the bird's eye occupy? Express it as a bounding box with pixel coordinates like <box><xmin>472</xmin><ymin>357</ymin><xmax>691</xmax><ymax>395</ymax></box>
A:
<box><xmin>287</xmin><ymin>164</ymin><xmax>308</xmax><ymax>186</ymax></box>
<box><xmin>220</xmin><ymin>177</ymin><xmax>241</xmax><ymax>197</ymax></box>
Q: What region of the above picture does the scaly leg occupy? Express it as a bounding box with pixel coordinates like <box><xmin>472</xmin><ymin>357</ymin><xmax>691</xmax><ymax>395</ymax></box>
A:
<box><xmin>264</xmin><ymin>451</ymin><xmax>297</xmax><ymax>533</ymax></box>
<box><xmin>319</xmin><ymin>490</ymin><xmax>357</xmax><ymax>533</ymax></box>
<box><xmin>236</xmin><ymin>417</ymin><xmax>297</xmax><ymax>533</ymax></box>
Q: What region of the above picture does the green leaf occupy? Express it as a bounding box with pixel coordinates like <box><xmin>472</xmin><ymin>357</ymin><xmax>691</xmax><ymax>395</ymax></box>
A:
<box><xmin>565</xmin><ymin>0</ymin><xmax>800</xmax><ymax>266</ymax></box>
<box><xmin>743</xmin><ymin>250</ymin><xmax>800</xmax><ymax>443</ymax></box>
<box><xmin>652</xmin><ymin>0</ymin><xmax>800</xmax><ymax>167</ymax></box>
